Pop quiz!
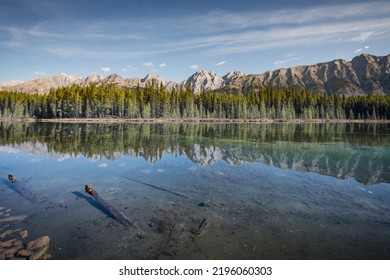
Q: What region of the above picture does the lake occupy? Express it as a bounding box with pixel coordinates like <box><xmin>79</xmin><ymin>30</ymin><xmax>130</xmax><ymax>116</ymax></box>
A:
<box><xmin>0</xmin><ymin>121</ymin><xmax>389</xmax><ymax>259</ymax></box>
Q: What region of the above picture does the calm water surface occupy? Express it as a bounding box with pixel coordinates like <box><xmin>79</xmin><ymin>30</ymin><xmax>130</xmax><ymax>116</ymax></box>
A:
<box><xmin>0</xmin><ymin>122</ymin><xmax>389</xmax><ymax>259</ymax></box>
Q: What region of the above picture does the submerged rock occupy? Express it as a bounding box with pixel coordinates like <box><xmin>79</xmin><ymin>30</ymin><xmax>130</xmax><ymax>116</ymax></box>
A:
<box><xmin>17</xmin><ymin>249</ymin><xmax>33</xmax><ymax>258</ymax></box>
<box><xmin>0</xmin><ymin>239</ymin><xmax>17</xmax><ymax>248</ymax></box>
<box><xmin>0</xmin><ymin>207</ymin><xmax>51</xmax><ymax>260</ymax></box>
<box><xmin>2</xmin><ymin>248</ymin><xmax>18</xmax><ymax>259</ymax></box>
<box><xmin>29</xmin><ymin>246</ymin><xmax>49</xmax><ymax>260</ymax></box>
<box><xmin>19</xmin><ymin>230</ymin><xmax>28</xmax><ymax>239</ymax></box>
<box><xmin>27</xmin><ymin>236</ymin><xmax>50</xmax><ymax>251</ymax></box>
<box><xmin>0</xmin><ymin>215</ymin><xmax>27</xmax><ymax>223</ymax></box>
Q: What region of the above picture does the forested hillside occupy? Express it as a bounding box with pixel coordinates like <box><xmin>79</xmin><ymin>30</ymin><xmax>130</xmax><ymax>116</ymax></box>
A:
<box><xmin>1</xmin><ymin>82</ymin><xmax>389</xmax><ymax>120</ymax></box>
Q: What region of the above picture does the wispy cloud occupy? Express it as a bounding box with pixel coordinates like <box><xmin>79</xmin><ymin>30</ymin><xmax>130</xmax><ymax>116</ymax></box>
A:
<box><xmin>1</xmin><ymin>1</ymin><xmax>389</xmax><ymax>61</ymax></box>
<box><xmin>350</xmin><ymin>31</ymin><xmax>375</xmax><ymax>43</ymax></box>
<box><xmin>273</xmin><ymin>54</ymin><xmax>300</xmax><ymax>66</ymax></box>
<box><xmin>354</xmin><ymin>45</ymin><xmax>370</xmax><ymax>54</ymax></box>
<box><xmin>143</xmin><ymin>62</ymin><xmax>154</xmax><ymax>67</ymax></box>
<box><xmin>216</xmin><ymin>61</ymin><xmax>226</xmax><ymax>66</ymax></box>
<box><xmin>101</xmin><ymin>67</ymin><xmax>111</xmax><ymax>72</ymax></box>
<box><xmin>189</xmin><ymin>64</ymin><xmax>199</xmax><ymax>70</ymax></box>
<box><xmin>159</xmin><ymin>63</ymin><xmax>167</xmax><ymax>68</ymax></box>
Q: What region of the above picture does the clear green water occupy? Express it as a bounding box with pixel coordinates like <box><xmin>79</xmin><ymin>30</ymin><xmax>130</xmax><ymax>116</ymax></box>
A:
<box><xmin>0</xmin><ymin>122</ymin><xmax>389</xmax><ymax>259</ymax></box>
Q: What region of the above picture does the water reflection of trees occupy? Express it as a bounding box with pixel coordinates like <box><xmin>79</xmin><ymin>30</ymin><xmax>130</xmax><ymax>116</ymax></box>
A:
<box><xmin>1</xmin><ymin>122</ymin><xmax>389</xmax><ymax>184</ymax></box>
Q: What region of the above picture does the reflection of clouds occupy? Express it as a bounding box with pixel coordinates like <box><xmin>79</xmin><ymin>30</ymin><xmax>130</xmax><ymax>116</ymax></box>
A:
<box><xmin>0</xmin><ymin>134</ymin><xmax>388</xmax><ymax>185</ymax></box>
<box><xmin>7</xmin><ymin>150</ymin><xmax>21</xmax><ymax>154</ymax></box>
<box><xmin>188</xmin><ymin>167</ymin><xmax>197</xmax><ymax>173</ymax></box>
<box><xmin>0</xmin><ymin>144</ymin><xmax>75</xmax><ymax>161</ymax></box>
<box><xmin>0</xmin><ymin>147</ymin><xmax>21</xmax><ymax>153</ymax></box>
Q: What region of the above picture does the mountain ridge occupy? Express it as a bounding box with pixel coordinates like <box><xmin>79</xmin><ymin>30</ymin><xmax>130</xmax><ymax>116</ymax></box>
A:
<box><xmin>1</xmin><ymin>53</ymin><xmax>389</xmax><ymax>95</ymax></box>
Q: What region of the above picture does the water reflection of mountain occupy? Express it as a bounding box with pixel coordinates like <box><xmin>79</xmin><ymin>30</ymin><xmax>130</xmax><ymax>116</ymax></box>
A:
<box><xmin>1</xmin><ymin>122</ymin><xmax>389</xmax><ymax>184</ymax></box>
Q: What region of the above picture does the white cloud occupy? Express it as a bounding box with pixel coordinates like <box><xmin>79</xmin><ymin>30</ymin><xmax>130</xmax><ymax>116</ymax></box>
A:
<box><xmin>101</xmin><ymin>67</ymin><xmax>111</xmax><ymax>72</ymax></box>
<box><xmin>216</xmin><ymin>61</ymin><xmax>226</xmax><ymax>66</ymax></box>
<box><xmin>33</xmin><ymin>71</ymin><xmax>45</xmax><ymax>75</ymax></box>
<box><xmin>159</xmin><ymin>63</ymin><xmax>167</xmax><ymax>67</ymax></box>
<box><xmin>353</xmin><ymin>46</ymin><xmax>370</xmax><ymax>53</ymax></box>
<box><xmin>350</xmin><ymin>31</ymin><xmax>375</xmax><ymax>42</ymax></box>
<box><xmin>354</xmin><ymin>48</ymin><xmax>363</xmax><ymax>53</ymax></box>
<box><xmin>189</xmin><ymin>64</ymin><xmax>199</xmax><ymax>70</ymax></box>
<box><xmin>354</xmin><ymin>45</ymin><xmax>370</xmax><ymax>53</ymax></box>
<box><xmin>5</xmin><ymin>1</ymin><xmax>386</xmax><ymax>61</ymax></box>
<box><xmin>121</xmin><ymin>68</ymin><xmax>128</xmax><ymax>72</ymax></box>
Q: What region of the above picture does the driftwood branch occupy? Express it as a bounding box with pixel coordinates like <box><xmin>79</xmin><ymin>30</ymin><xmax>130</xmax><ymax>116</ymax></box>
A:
<box><xmin>7</xmin><ymin>173</ymin><xmax>38</xmax><ymax>203</ymax></box>
<box><xmin>84</xmin><ymin>184</ymin><xmax>144</xmax><ymax>237</ymax></box>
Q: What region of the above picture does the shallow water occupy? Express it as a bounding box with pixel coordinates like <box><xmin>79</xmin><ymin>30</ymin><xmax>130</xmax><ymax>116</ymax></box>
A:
<box><xmin>0</xmin><ymin>122</ymin><xmax>389</xmax><ymax>259</ymax></box>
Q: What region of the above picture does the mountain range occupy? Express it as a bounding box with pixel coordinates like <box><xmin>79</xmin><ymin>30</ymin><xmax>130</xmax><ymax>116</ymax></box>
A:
<box><xmin>1</xmin><ymin>53</ymin><xmax>389</xmax><ymax>95</ymax></box>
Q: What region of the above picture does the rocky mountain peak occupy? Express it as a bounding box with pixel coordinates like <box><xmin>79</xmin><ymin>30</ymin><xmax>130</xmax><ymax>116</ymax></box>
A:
<box><xmin>0</xmin><ymin>53</ymin><xmax>388</xmax><ymax>95</ymax></box>
<box><xmin>0</xmin><ymin>73</ymin><xmax>84</xmax><ymax>94</ymax></box>
<box><xmin>142</xmin><ymin>72</ymin><xmax>165</xmax><ymax>85</ymax></box>
<box><xmin>222</xmin><ymin>71</ymin><xmax>246</xmax><ymax>84</ymax></box>
<box><xmin>0</xmin><ymin>80</ymin><xmax>24</xmax><ymax>87</ymax></box>
<box><xmin>144</xmin><ymin>72</ymin><xmax>160</xmax><ymax>79</ymax></box>
<box><xmin>184</xmin><ymin>70</ymin><xmax>225</xmax><ymax>93</ymax></box>
<box><xmin>104</xmin><ymin>74</ymin><xmax>125</xmax><ymax>84</ymax></box>
<box><xmin>56</xmin><ymin>73</ymin><xmax>84</xmax><ymax>84</ymax></box>
<box><xmin>221</xmin><ymin>53</ymin><xmax>389</xmax><ymax>96</ymax></box>
<box><xmin>85</xmin><ymin>73</ymin><xmax>104</xmax><ymax>83</ymax></box>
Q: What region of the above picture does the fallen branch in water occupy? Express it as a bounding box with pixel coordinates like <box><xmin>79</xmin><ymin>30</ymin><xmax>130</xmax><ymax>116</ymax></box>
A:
<box><xmin>7</xmin><ymin>174</ymin><xmax>38</xmax><ymax>203</ymax></box>
<box><xmin>84</xmin><ymin>184</ymin><xmax>144</xmax><ymax>237</ymax></box>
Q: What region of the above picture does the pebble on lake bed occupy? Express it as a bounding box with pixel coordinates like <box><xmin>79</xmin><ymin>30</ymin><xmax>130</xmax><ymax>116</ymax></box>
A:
<box><xmin>0</xmin><ymin>239</ymin><xmax>16</xmax><ymax>248</ymax></box>
<box><xmin>16</xmin><ymin>249</ymin><xmax>33</xmax><ymax>257</ymax></box>
<box><xmin>0</xmin><ymin>215</ymin><xmax>27</xmax><ymax>223</ymax></box>
<box><xmin>29</xmin><ymin>246</ymin><xmax>49</xmax><ymax>260</ymax></box>
<box><xmin>0</xmin><ymin>206</ymin><xmax>51</xmax><ymax>260</ymax></box>
<box><xmin>26</xmin><ymin>236</ymin><xmax>50</xmax><ymax>251</ymax></box>
<box><xmin>19</xmin><ymin>230</ymin><xmax>28</xmax><ymax>239</ymax></box>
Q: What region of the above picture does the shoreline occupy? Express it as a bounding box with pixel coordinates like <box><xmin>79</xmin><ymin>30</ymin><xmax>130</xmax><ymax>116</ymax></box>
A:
<box><xmin>1</xmin><ymin>117</ymin><xmax>390</xmax><ymax>124</ymax></box>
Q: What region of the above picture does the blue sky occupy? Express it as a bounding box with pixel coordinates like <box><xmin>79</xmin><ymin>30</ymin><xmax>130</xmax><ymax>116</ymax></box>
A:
<box><xmin>0</xmin><ymin>0</ymin><xmax>389</xmax><ymax>83</ymax></box>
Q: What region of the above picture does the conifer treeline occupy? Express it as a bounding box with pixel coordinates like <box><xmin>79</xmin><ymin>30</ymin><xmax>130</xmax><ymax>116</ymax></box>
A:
<box><xmin>1</xmin><ymin>82</ymin><xmax>389</xmax><ymax>120</ymax></box>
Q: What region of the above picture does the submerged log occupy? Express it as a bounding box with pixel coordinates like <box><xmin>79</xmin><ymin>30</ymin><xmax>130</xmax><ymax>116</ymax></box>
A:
<box><xmin>7</xmin><ymin>174</ymin><xmax>38</xmax><ymax>203</ymax></box>
<box><xmin>84</xmin><ymin>184</ymin><xmax>144</xmax><ymax>237</ymax></box>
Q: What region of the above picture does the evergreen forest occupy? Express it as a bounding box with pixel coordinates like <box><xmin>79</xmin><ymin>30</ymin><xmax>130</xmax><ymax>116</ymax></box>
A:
<box><xmin>1</xmin><ymin>82</ymin><xmax>390</xmax><ymax>120</ymax></box>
